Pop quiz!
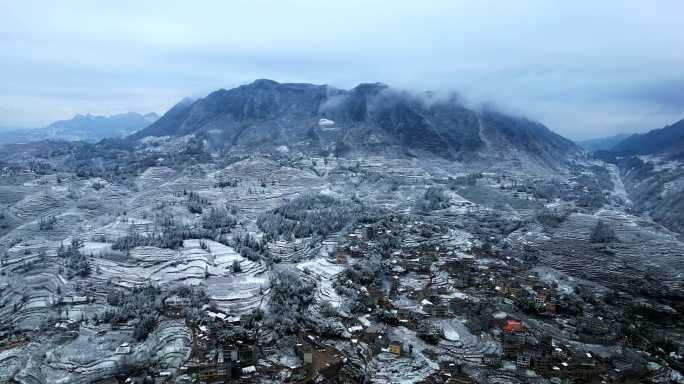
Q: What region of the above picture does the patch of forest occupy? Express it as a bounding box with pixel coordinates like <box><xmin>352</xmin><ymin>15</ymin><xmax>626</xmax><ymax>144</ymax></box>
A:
<box><xmin>256</xmin><ymin>194</ymin><xmax>388</xmax><ymax>241</ymax></box>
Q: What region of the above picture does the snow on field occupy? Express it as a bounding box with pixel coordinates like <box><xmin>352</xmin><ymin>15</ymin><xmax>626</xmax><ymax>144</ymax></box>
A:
<box><xmin>186</xmin><ymin>240</ymin><xmax>263</xmax><ymax>275</ymax></box>
<box><xmin>385</xmin><ymin>317</ymin><xmax>501</xmax><ymax>362</ymax></box>
<box><xmin>10</xmin><ymin>191</ymin><xmax>66</xmax><ymax>219</ymax></box>
<box><xmin>206</xmin><ymin>276</ymin><xmax>266</xmax><ymax>300</ymax></box>
<box><xmin>83</xmin><ymin>239</ymin><xmax>267</xmax><ymax>288</ymax></box>
<box><xmin>296</xmin><ymin>256</ymin><xmax>346</xmax><ymax>314</ymax></box>
<box><xmin>0</xmin><ymin>346</ymin><xmax>25</xmax><ymax>383</ymax></box>
<box><xmin>370</xmin><ymin>350</ymin><xmax>435</xmax><ymax>383</ymax></box>
<box><xmin>445</xmin><ymin>190</ymin><xmax>474</xmax><ymax>205</ymax></box>
<box><xmin>80</xmin><ymin>241</ymin><xmax>113</xmax><ymax>255</ymax></box>
<box><xmin>269</xmin><ymin>354</ymin><xmax>302</xmax><ymax>369</ymax></box>
<box><xmin>33</xmin><ymin>318</ymin><xmax>191</xmax><ymax>384</ymax></box>
<box><xmin>151</xmin><ymin>319</ymin><xmax>193</xmax><ymax>369</ymax></box>
<box><xmin>399</xmin><ymin>273</ymin><xmax>430</xmax><ymax>291</ymax></box>
<box><xmin>205</xmin><ymin>275</ymin><xmax>267</xmax><ymax>314</ymax></box>
<box><xmin>443</xmin><ymin>323</ymin><xmax>461</xmax><ymax>341</ymax></box>
<box><xmin>296</xmin><ymin>257</ymin><xmax>345</xmax><ymax>280</ymax></box>
<box><xmin>139</xmin><ymin>166</ymin><xmax>176</xmax><ymax>181</ymax></box>
<box><xmin>83</xmin><ymin>217</ymin><xmax>151</xmax><ymax>240</ymax></box>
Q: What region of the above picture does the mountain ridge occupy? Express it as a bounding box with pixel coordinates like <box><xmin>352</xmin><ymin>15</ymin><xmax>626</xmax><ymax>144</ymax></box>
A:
<box><xmin>611</xmin><ymin>118</ymin><xmax>684</xmax><ymax>155</ymax></box>
<box><xmin>130</xmin><ymin>79</ymin><xmax>582</xmax><ymax>171</ymax></box>
<box><xmin>576</xmin><ymin>133</ymin><xmax>630</xmax><ymax>152</ymax></box>
<box><xmin>0</xmin><ymin>111</ymin><xmax>160</xmax><ymax>145</ymax></box>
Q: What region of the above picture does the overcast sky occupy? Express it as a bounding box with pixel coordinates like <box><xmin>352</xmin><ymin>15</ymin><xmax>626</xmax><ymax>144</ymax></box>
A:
<box><xmin>1</xmin><ymin>1</ymin><xmax>683</xmax><ymax>140</ymax></box>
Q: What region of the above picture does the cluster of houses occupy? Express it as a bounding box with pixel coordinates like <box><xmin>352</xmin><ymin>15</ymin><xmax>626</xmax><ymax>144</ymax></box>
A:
<box><xmin>328</xmin><ymin>225</ymin><xmax>379</xmax><ymax>262</ymax></box>
<box><xmin>161</xmin><ymin>292</ymin><xmax>349</xmax><ymax>383</ymax></box>
<box><xmin>146</xmin><ymin>222</ymin><xmax>664</xmax><ymax>383</ymax></box>
<box><xmin>345</xmin><ymin>322</ymin><xmax>413</xmax><ymax>357</ymax></box>
<box><xmin>54</xmin><ymin>319</ymin><xmax>80</xmax><ymax>342</ymax></box>
<box><xmin>169</xmin><ymin>302</ymin><xmax>262</xmax><ymax>382</ymax></box>
<box><xmin>319</xmin><ymin>224</ymin><xmax>649</xmax><ymax>383</ymax></box>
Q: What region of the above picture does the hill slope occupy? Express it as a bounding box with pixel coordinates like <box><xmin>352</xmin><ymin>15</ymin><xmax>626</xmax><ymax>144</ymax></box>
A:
<box><xmin>612</xmin><ymin>118</ymin><xmax>684</xmax><ymax>155</ymax></box>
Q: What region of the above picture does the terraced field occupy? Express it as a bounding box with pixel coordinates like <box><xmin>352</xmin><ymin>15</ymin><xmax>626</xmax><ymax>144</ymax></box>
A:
<box><xmin>509</xmin><ymin>211</ymin><xmax>684</xmax><ymax>296</ymax></box>
<box><xmin>1</xmin><ymin>141</ymin><xmax>683</xmax><ymax>383</ymax></box>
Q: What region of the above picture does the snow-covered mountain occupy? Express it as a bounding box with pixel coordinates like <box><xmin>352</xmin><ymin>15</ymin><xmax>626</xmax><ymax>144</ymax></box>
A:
<box><xmin>131</xmin><ymin>80</ymin><xmax>582</xmax><ymax>172</ymax></box>
<box><xmin>0</xmin><ymin>112</ymin><xmax>160</xmax><ymax>145</ymax></box>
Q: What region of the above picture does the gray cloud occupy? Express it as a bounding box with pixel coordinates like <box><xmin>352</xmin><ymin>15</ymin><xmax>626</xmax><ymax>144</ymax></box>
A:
<box><xmin>1</xmin><ymin>1</ymin><xmax>683</xmax><ymax>139</ymax></box>
<box><xmin>621</xmin><ymin>78</ymin><xmax>684</xmax><ymax>111</ymax></box>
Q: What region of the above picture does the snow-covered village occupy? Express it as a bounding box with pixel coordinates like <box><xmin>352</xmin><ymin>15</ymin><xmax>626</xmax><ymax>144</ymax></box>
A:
<box><xmin>0</xmin><ymin>0</ymin><xmax>684</xmax><ymax>384</ymax></box>
<box><xmin>1</xmin><ymin>139</ymin><xmax>683</xmax><ymax>384</ymax></box>
<box><xmin>2</xmin><ymin>7</ymin><xmax>684</xmax><ymax>379</ymax></box>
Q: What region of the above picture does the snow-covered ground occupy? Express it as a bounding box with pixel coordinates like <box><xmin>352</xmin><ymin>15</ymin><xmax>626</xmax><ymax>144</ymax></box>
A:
<box><xmin>1</xmin><ymin>145</ymin><xmax>683</xmax><ymax>384</ymax></box>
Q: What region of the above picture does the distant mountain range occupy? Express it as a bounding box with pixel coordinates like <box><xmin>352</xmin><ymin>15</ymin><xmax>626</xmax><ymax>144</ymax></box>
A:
<box><xmin>611</xmin><ymin>118</ymin><xmax>684</xmax><ymax>156</ymax></box>
<box><xmin>130</xmin><ymin>79</ymin><xmax>581</xmax><ymax>171</ymax></box>
<box><xmin>0</xmin><ymin>112</ymin><xmax>160</xmax><ymax>145</ymax></box>
<box><xmin>576</xmin><ymin>133</ymin><xmax>630</xmax><ymax>152</ymax></box>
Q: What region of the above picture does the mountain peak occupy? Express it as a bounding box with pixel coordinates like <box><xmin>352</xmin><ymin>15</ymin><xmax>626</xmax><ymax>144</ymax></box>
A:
<box><xmin>178</xmin><ymin>97</ymin><xmax>195</xmax><ymax>105</ymax></box>
<box><xmin>72</xmin><ymin>113</ymin><xmax>94</xmax><ymax>120</ymax></box>
<box><xmin>351</xmin><ymin>82</ymin><xmax>388</xmax><ymax>95</ymax></box>
<box><xmin>129</xmin><ymin>80</ymin><xmax>580</xmax><ymax>170</ymax></box>
<box><xmin>249</xmin><ymin>79</ymin><xmax>280</xmax><ymax>88</ymax></box>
